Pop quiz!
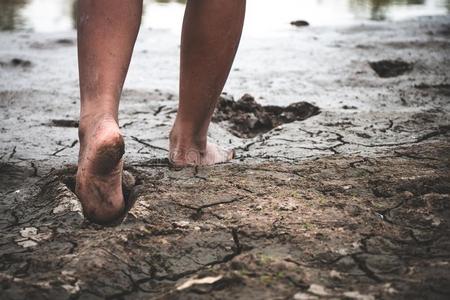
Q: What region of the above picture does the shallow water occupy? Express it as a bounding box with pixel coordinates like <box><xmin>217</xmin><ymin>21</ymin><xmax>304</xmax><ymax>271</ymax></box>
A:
<box><xmin>0</xmin><ymin>0</ymin><xmax>449</xmax><ymax>34</ymax></box>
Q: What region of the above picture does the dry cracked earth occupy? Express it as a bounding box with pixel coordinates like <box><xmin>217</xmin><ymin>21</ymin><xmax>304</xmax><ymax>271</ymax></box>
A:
<box><xmin>1</xmin><ymin>16</ymin><xmax>450</xmax><ymax>300</ymax></box>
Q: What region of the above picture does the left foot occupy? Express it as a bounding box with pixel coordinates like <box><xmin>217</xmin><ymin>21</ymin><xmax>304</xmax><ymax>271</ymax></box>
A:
<box><xmin>76</xmin><ymin>114</ymin><xmax>126</xmax><ymax>225</ymax></box>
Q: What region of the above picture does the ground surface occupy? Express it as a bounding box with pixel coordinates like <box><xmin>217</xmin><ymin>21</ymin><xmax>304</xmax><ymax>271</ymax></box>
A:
<box><xmin>1</xmin><ymin>16</ymin><xmax>450</xmax><ymax>300</ymax></box>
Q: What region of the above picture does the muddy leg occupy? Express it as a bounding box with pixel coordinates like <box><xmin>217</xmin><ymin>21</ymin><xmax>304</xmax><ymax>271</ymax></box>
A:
<box><xmin>76</xmin><ymin>0</ymin><xmax>142</xmax><ymax>225</ymax></box>
<box><xmin>169</xmin><ymin>0</ymin><xmax>246</xmax><ymax>166</ymax></box>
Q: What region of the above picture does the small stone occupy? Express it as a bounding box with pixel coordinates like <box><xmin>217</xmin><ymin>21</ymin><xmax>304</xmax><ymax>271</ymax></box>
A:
<box><xmin>308</xmin><ymin>284</ymin><xmax>329</xmax><ymax>296</ymax></box>
<box><xmin>17</xmin><ymin>240</ymin><xmax>38</xmax><ymax>248</ymax></box>
<box><xmin>293</xmin><ymin>292</ymin><xmax>317</xmax><ymax>300</ymax></box>
<box><xmin>343</xmin><ymin>291</ymin><xmax>375</xmax><ymax>300</ymax></box>
<box><xmin>274</xmin><ymin>125</ymin><xmax>284</xmax><ymax>131</ymax></box>
<box><xmin>425</xmin><ymin>215</ymin><xmax>442</xmax><ymax>227</ymax></box>
<box><xmin>352</xmin><ymin>241</ymin><xmax>362</xmax><ymax>249</ymax></box>
<box><xmin>336</xmin><ymin>248</ymin><xmax>348</xmax><ymax>255</ymax></box>
<box><xmin>245</xmin><ymin>113</ymin><xmax>259</xmax><ymax>129</ymax></box>
<box><xmin>20</xmin><ymin>227</ymin><xmax>38</xmax><ymax>238</ymax></box>
<box><xmin>383</xmin><ymin>283</ymin><xmax>397</xmax><ymax>294</ymax></box>
<box><xmin>330</xmin><ymin>270</ymin><xmax>342</xmax><ymax>279</ymax></box>
<box><xmin>62</xmin><ymin>283</ymin><xmax>80</xmax><ymax>294</ymax></box>
<box><xmin>291</xmin><ymin>20</ymin><xmax>310</xmax><ymax>27</ymax></box>
<box><xmin>173</xmin><ymin>221</ymin><xmax>190</xmax><ymax>228</ymax></box>
<box><xmin>61</xmin><ymin>270</ymin><xmax>76</xmax><ymax>277</ymax></box>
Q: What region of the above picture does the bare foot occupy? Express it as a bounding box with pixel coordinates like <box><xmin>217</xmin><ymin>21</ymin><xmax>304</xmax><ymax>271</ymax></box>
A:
<box><xmin>75</xmin><ymin>115</ymin><xmax>126</xmax><ymax>225</ymax></box>
<box><xmin>169</xmin><ymin>131</ymin><xmax>235</xmax><ymax>166</ymax></box>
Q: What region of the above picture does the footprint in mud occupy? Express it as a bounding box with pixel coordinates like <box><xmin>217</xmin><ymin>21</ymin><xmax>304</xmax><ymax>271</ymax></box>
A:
<box><xmin>61</xmin><ymin>167</ymin><xmax>139</xmax><ymax>225</ymax></box>
<box><xmin>369</xmin><ymin>59</ymin><xmax>413</xmax><ymax>78</ymax></box>
<box><xmin>63</xmin><ymin>168</ymin><xmax>137</xmax><ymax>202</ymax></box>
<box><xmin>212</xmin><ymin>94</ymin><xmax>320</xmax><ymax>138</ymax></box>
<box><xmin>0</xmin><ymin>58</ymin><xmax>32</xmax><ymax>68</ymax></box>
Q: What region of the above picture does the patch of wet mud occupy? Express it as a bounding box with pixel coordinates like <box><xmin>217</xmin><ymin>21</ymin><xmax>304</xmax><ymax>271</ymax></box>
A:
<box><xmin>50</xmin><ymin>119</ymin><xmax>79</xmax><ymax>128</ymax></box>
<box><xmin>213</xmin><ymin>94</ymin><xmax>320</xmax><ymax>138</ymax></box>
<box><xmin>369</xmin><ymin>59</ymin><xmax>413</xmax><ymax>78</ymax></box>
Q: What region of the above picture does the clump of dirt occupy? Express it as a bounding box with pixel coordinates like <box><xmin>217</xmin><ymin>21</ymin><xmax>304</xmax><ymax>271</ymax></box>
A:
<box><xmin>0</xmin><ymin>58</ymin><xmax>32</xmax><ymax>68</ymax></box>
<box><xmin>55</xmin><ymin>38</ymin><xmax>74</xmax><ymax>45</ymax></box>
<box><xmin>290</xmin><ymin>20</ymin><xmax>309</xmax><ymax>27</ymax></box>
<box><xmin>369</xmin><ymin>59</ymin><xmax>413</xmax><ymax>78</ymax></box>
<box><xmin>213</xmin><ymin>94</ymin><xmax>320</xmax><ymax>138</ymax></box>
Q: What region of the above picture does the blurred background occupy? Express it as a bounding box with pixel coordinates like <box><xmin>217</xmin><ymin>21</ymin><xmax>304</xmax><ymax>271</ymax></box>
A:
<box><xmin>1</xmin><ymin>0</ymin><xmax>449</xmax><ymax>35</ymax></box>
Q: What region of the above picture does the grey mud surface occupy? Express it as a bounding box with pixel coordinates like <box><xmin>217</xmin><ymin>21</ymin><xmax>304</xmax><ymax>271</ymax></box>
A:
<box><xmin>1</xmin><ymin>16</ymin><xmax>450</xmax><ymax>299</ymax></box>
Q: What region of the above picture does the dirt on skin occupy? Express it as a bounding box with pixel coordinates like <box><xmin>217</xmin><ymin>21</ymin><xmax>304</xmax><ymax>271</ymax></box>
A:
<box><xmin>0</xmin><ymin>141</ymin><xmax>449</xmax><ymax>300</ymax></box>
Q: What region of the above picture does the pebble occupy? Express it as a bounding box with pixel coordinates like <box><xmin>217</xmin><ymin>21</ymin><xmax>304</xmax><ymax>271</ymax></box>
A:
<box><xmin>278</xmin><ymin>203</ymin><xmax>298</xmax><ymax>211</ymax></box>
<box><xmin>308</xmin><ymin>284</ymin><xmax>329</xmax><ymax>296</ymax></box>
<box><xmin>343</xmin><ymin>291</ymin><xmax>375</xmax><ymax>300</ymax></box>
<box><xmin>20</xmin><ymin>227</ymin><xmax>38</xmax><ymax>238</ymax></box>
<box><xmin>17</xmin><ymin>240</ymin><xmax>38</xmax><ymax>248</ymax></box>
<box><xmin>173</xmin><ymin>221</ymin><xmax>190</xmax><ymax>228</ymax></box>
<box><xmin>293</xmin><ymin>292</ymin><xmax>318</xmax><ymax>300</ymax></box>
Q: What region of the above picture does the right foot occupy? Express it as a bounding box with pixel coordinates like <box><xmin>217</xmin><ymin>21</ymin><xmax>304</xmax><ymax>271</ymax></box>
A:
<box><xmin>169</xmin><ymin>130</ymin><xmax>235</xmax><ymax>167</ymax></box>
<box><xmin>75</xmin><ymin>115</ymin><xmax>126</xmax><ymax>225</ymax></box>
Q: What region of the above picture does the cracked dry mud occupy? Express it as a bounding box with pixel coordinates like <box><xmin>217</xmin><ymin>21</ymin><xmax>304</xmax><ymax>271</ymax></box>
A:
<box><xmin>1</xmin><ymin>142</ymin><xmax>449</xmax><ymax>300</ymax></box>
<box><xmin>1</xmin><ymin>16</ymin><xmax>450</xmax><ymax>300</ymax></box>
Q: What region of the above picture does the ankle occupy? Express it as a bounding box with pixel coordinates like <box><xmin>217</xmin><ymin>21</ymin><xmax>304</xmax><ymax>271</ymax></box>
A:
<box><xmin>78</xmin><ymin>113</ymin><xmax>119</xmax><ymax>145</ymax></box>
<box><xmin>169</xmin><ymin>127</ymin><xmax>207</xmax><ymax>151</ymax></box>
<box><xmin>170</xmin><ymin>119</ymin><xmax>209</xmax><ymax>149</ymax></box>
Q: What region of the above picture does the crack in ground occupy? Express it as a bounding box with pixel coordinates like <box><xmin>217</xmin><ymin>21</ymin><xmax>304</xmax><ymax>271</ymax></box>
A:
<box><xmin>52</xmin><ymin>140</ymin><xmax>78</xmax><ymax>156</ymax></box>
<box><xmin>106</xmin><ymin>229</ymin><xmax>248</xmax><ymax>299</ymax></box>
<box><xmin>380</xmin><ymin>119</ymin><xmax>394</xmax><ymax>133</ymax></box>
<box><xmin>394</xmin><ymin>151</ymin><xmax>440</xmax><ymax>161</ymax></box>
<box><xmin>350</xmin><ymin>125</ymin><xmax>450</xmax><ymax>148</ymax></box>
<box><xmin>350</xmin><ymin>254</ymin><xmax>383</xmax><ymax>283</ymax></box>
<box><xmin>176</xmin><ymin>197</ymin><xmax>243</xmax><ymax>220</ymax></box>
<box><xmin>131</xmin><ymin>136</ymin><xmax>169</xmax><ymax>153</ymax></box>
<box><xmin>153</xmin><ymin>105</ymin><xmax>166</xmax><ymax>116</ymax></box>
<box><xmin>377</xmin><ymin>200</ymin><xmax>405</xmax><ymax>224</ymax></box>
<box><xmin>7</xmin><ymin>146</ymin><xmax>17</xmax><ymax>160</ymax></box>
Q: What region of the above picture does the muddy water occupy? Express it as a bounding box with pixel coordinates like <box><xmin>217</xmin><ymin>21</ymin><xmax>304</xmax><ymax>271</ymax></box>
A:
<box><xmin>0</xmin><ymin>0</ymin><xmax>449</xmax><ymax>33</ymax></box>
